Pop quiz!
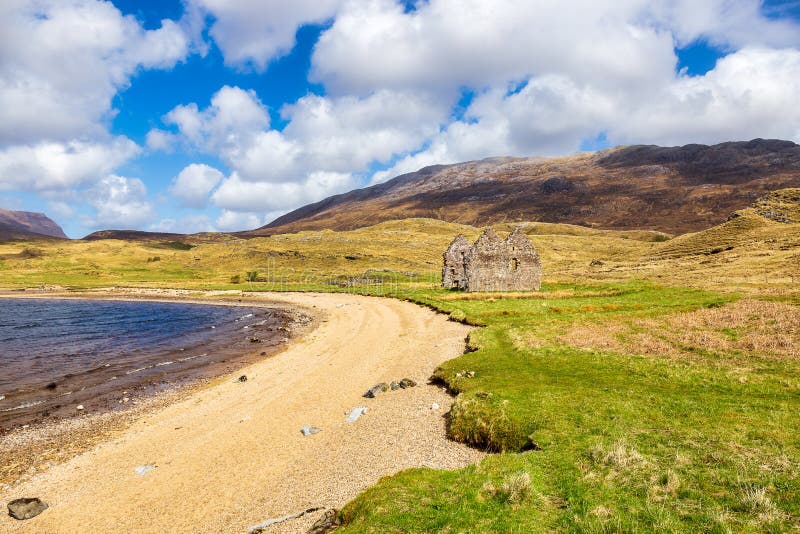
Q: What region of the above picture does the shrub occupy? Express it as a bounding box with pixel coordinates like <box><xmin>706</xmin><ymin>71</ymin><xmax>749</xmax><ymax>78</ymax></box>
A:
<box><xmin>230</xmin><ymin>274</ymin><xmax>241</xmax><ymax>284</ymax></box>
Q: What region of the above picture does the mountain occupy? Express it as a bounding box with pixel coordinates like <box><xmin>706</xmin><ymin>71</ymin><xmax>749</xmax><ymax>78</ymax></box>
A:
<box><xmin>0</xmin><ymin>209</ymin><xmax>67</xmax><ymax>240</ymax></box>
<box><xmin>249</xmin><ymin>139</ymin><xmax>800</xmax><ymax>236</ymax></box>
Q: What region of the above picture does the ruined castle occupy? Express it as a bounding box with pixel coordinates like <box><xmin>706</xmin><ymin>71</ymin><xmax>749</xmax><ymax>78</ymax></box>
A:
<box><xmin>442</xmin><ymin>228</ymin><xmax>542</xmax><ymax>292</ymax></box>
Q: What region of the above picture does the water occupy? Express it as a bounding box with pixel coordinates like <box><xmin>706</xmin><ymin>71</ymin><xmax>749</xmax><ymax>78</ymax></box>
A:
<box><xmin>0</xmin><ymin>298</ymin><xmax>293</xmax><ymax>431</ymax></box>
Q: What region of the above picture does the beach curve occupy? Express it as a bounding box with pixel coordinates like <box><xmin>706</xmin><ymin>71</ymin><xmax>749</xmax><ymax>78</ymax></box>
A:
<box><xmin>0</xmin><ymin>291</ymin><xmax>485</xmax><ymax>533</ymax></box>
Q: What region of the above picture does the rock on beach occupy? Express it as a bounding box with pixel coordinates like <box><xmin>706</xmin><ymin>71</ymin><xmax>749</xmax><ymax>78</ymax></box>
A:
<box><xmin>8</xmin><ymin>498</ymin><xmax>48</xmax><ymax>520</ymax></box>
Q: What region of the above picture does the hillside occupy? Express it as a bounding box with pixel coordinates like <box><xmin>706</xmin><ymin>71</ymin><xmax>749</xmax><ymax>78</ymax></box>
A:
<box><xmin>0</xmin><ymin>208</ymin><xmax>67</xmax><ymax>240</ymax></box>
<box><xmin>251</xmin><ymin>139</ymin><xmax>800</xmax><ymax>236</ymax></box>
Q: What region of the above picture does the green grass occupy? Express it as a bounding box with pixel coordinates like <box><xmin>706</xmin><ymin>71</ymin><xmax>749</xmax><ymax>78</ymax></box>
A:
<box><xmin>336</xmin><ymin>282</ymin><xmax>800</xmax><ymax>532</ymax></box>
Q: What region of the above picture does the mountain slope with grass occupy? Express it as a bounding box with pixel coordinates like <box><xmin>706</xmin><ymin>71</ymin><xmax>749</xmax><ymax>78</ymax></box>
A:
<box><xmin>252</xmin><ymin>139</ymin><xmax>800</xmax><ymax>236</ymax></box>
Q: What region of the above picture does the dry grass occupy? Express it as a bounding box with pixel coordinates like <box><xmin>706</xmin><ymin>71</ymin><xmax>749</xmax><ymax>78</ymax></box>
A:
<box><xmin>560</xmin><ymin>300</ymin><xmax>800</xmax><ymax>363</ymax></box>
<box><xmin>482</xmin><ymin>471</ymin><xmax>532</xmax><ymax>505</ymax></box>
<box><xmin>588</xmin><ymin>440</ymin><xmax>644</xmax><ymax>469</ymax></box>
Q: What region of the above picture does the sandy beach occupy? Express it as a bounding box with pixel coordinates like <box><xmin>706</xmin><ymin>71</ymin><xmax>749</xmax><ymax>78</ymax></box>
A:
<box><xmin>0</xmin><ymin>291</ymin><xmax>485</xmax><ymax>533</ymax></box>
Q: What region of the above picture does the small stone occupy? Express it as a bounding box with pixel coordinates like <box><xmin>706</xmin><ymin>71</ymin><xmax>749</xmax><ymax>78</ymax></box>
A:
<box><xmin>390</xmin><ymin>381</ymin><xmax>401</xmax><ymax>390</ymax></box>
<box><xmin>431</xmin><ymin>402</ymin><xmax>440</xmax><ymax>410</ymax></box>
<box><xmin>76</xmin><ymin>404</ymin><xmax>84</xmax><ymax>411</ymax></box>
<box><xmin>301</xmin><ymin>425</ymin><xmax>321</xmax><ymax>436</ymax></box>
<box><xmin>134</xmin><ymin>464</ymin><xmax>155</xmax><ymax>476</ymax></box>
<box><xmin>363</xmin><ymin>383</ymin><xmax>388</xmax><ymax>398</ymax></box>
<box><xmin>8</xmin><ymin>498</ymin><xmax>48</xmax><ymax>520</ymax></box>
<box><xmin>0</xmin><ymin>395</ymin><xmax>5</xmax><ymax>401</ymax></box>
<box><xmin>399</xmin><ymin>378</ymin><xmax>417</xmax><ymax>389</ymax></box>
<box><xmin>345</xmin><ymin>406</ymin><xmax>368</xmax><ymax>422</ymax></box>
<box><xmin>238</xmin><ymin>375</ymin><xmax>248</xmax><ymax>382</ymax></box>
<box><xmin>465</xmin><ymin>371</ymin><xmax>475</xmax><ymax>378</ymax></box>
<box><xmin>307</xmin><ymin>509</ymin><xmax>341</xmax><ymax>534</ymax></box>
<box><xmin>45</xmin><ymin>382</ymin><xmax>57</xmax><ymax>390</ymax></box>
<box><xmin>260</xmin><ymin>352</ymin><xmax>267</xmax><ymax>356</ymax></box>
<box><xmin>249</xmin><ymin>337</ymin><xmax>261</xmax><ymax>343</ymax></box>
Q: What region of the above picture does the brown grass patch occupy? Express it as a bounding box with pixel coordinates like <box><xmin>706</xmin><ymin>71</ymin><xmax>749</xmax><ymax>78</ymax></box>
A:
<box><xmin>438</xmin><ymin>289</ymin><xmax>622</xmax><ymax>301</ymax></box>
<box><xmin>560</xmin><ymin>300</ymin><xmax>800</xmax><ymax>362</ymax></box>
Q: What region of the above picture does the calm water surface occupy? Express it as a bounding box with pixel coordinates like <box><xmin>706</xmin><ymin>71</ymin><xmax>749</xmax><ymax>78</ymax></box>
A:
<box><xmin>0</xmin><ymin>298</ymin><xmax>292</xmax><ymax>431</ymax></box>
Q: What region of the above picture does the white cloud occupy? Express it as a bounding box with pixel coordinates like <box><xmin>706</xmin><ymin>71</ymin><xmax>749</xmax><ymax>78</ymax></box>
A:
<box><xmin>215</xmin><ymin>209</ymin><xmax>265</xmax><ymax>232</ymax></box>
<box><xmin>159</xmin><ymin>86</ymin><xmax>437</xmax><ymax>212</ymax></box>
<box><xmin>372</xmin><ymin>46</ymin><xmax>800</xmax><ymax>183</ymax></box>
<box><xmin>150</xmin><ymin>214</ymin><xmax>215</xmax><ymax>234</ymax></box>
<box><xmin>162</xmin><ymin>85</ymin><xmax>270</xmax><ymax>155</ymax></box>
<box><xmin>211</xmin><ymin>171</ymin><xmax>356</xmax><ymax>213</ymax></box>
<box><xmin>0</xmin><ymin>137</ymin><xmax>140</xmax><ymax>191</ymax></box>
<box><xmin>170</xmin><ymin>163</ymin><xmax>225</xmax><ymax>208</ymax></box>
<box><xmin>47</xmin><ymin>201</ymin><xmax>75</xmax><ymax>219</ymax></box>
<box><xmin>145</xmin><ymin>129</ymin><xmax>177</xmax><ymax>152</ymax></box>
<box><xmin>610</xmin><ymin>47</ymin><xmax>800</xmax><ymax>146</ymax></box>
<box><xmin>187</xmin><ymin>0</ymin><xmax>342</xmax><ymax>70</ymax></box>
<box><xmin>311</xmin><ymin>0</ymin><xmax>800</xmax><ymax>97</ymax></box>
<box><xmin>86</xmin><ymin>175</ymin><xmax>155</xmax><ymax>229</ymax></box>
<box><xmin>0</xmin><ymin>0</ymin><xmax>190</xmax><ymax>145</ymax></box>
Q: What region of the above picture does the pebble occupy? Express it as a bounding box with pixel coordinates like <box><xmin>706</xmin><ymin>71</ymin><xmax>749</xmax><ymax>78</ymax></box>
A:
<box><xmin>399</xmin><ymin>378</ymin><xmax>417</xmax><ymax>388</ymax></box>
<box><xmin>300</xmin><ymin>425</ymin><xmax>321</xmax><ymax>436</ymax></box>
<box><xmin>363</xmin><ymin>383</ymin><xmax>388</xmax><ymax>398</ymax></box>
<box><xmin>7</xmin><ymin>497</ymin><xmax>48</xmax><ymax>520</ymax></box>
<box><xmin>238</xmin><ymin>375</ymin><xmax>248</xmax><ymax>382</ymax></box>
<box><xmin>0</xmin><ymin>395</ymin><xmax>4</xmax><ymax>401</ymax></box>
<box><xmin>345</xmin><ymin>406</ymin><xmax>368</xmax><ymax>422</ymax></box>
<box><xmin>134</xmin><ymin>464</ymin><xmax>155</xmax><ymax>476</ymax></box>
<box><xmin>76</xmin><ymin>404</ymin><xmax>84</xmax><ymax>411</ymax></box>
<box><xmin>431</xmin><ymin>402</ymin><xmax>440</xmax><ymax>410</ymax></box>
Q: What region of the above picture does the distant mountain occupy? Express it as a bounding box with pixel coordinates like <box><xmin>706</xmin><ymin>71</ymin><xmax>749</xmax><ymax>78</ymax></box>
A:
<box><xmin>248</xmin><ymin>139</ymin><xmax>800</xmax><ymax>236</ymax></box>
<box><xmin>0</xmin><ymin>209</ymin><xmax>67</xmax><ymax>240</ymax></box>
<box><xmin>82</xmin><ymin>230</ymin><xmax>189</xmax><ymax>241</ymax></box>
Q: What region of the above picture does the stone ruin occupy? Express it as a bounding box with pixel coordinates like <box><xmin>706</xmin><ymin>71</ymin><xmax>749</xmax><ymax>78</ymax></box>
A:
<box><xmin>442</xmin><ymin>227</ymin><xmax>542</xmax><ymax>292</ymax></box>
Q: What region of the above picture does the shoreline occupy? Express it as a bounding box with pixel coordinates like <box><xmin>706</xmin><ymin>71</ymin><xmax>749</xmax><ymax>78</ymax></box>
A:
<box><xmin>0</xmin><ymin>290</ymin><xmax>318</xmax><ymax>489</ymax></box>
<box><xmin>1</xmin><ymin>290</ymin><xmax>485</xmax><ymax>533</ymax></box>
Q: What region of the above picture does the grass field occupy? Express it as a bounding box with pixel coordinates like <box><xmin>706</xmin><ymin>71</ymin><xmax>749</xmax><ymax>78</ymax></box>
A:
<box><xmin>1</xmin><ymin>191</ymin><xmax>799</xmax><ymax>532</ymax></box>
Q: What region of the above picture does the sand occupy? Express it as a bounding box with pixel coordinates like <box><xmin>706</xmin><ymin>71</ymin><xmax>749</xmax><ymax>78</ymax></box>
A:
<box><xmin>0</xmin><ymin>292</ymin><xmax>485</xmax><ymax>533</ymax></box>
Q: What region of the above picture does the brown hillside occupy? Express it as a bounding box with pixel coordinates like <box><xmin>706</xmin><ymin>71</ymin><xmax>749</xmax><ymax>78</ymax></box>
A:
<box><xmin>0</xmin><ymin>209</ymin><xmax>67</xmax><ymax>240</ymax></box>
<box><xmin>249</xmin><ymin>139</ymin><xmax>800</xmax><ymax>236</ymax></box>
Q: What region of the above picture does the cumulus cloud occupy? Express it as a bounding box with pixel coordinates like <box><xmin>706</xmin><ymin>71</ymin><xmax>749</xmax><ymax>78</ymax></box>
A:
<box><xmin>371</xmin><ymin>47</ymin><xmax>800</xmax><ymax>183</ymax></box>
<box><xmin>311</xmin><ymin>0</ymin><xmax>800</xmax><ymax>96</ymax></box>
<box><xmin>145</xmin><ymin>129</ymin><xmax>177</xmax><ymax>152</ymax></box>
<box><xmin>186</xmin><ymin>0</ymin><xmax>341</xmax><ymax>70</ymax></box>
<box><xmin>150</xmin><ymin>214</ymin><xmax>215</xmax><ymax>234</ymax></box>
<box><xmin>0</xmin><ymin>0</ymin><xmax>190</xmax><ymax>145</ymax></box>
<box><xmin>0</xmin><ymin>137</ymin><xmax>140</xmax><ymax>191</ymax></box>
<box><xmin>86</xmin><ymin>175</ymin><xmax>155</xmax><ymax>229</ymax></box>
<box><xmin>211</xmin><ymin>171</ymin><xmax>356</xmax><ymax>213</ymax></box>
<box><xmin>162</xmin><ymin>85</ymin><xmax>270</xmax><ymax>156</ymax></box>
<box><xmin>170</xmin><ymin>163</ymin><xmax>225</xmax><ymax>208</ymax></box>
<box><xmin>157</xmin><ymin>86</ymin><xmax>436</xmax><ymax>214</ymax></box>
<box><xmin>215</xmin><ymin>209</ymin><xmax>266</xmax><ymax>232</ymax></box>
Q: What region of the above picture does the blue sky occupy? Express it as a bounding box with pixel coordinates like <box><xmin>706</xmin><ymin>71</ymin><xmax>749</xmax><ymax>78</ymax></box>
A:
<box><xmin>1</xmin><ymin>1</ymin><xmax>799</xmax><ymax>238</ymax></box>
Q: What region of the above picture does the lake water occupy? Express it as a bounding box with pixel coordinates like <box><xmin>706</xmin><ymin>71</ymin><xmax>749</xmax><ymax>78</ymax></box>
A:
<box><xmin>0</xmin><ymin>298</ymin><xmax>293</xmax><ymax>432</ymax></box>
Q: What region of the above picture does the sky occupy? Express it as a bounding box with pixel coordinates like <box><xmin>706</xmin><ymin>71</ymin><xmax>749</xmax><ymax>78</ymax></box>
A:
<box><xmin>1</xmin><ymin>1</ymin><xmax>799</xmax><ymax>238</ymax></box>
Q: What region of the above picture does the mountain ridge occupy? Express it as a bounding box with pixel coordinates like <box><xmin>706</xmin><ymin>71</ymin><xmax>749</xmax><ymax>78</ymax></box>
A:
<box><xmin>248</xmin><ymin>139</ymin><xmax>800</xmax><ymax>236</ymax></box>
